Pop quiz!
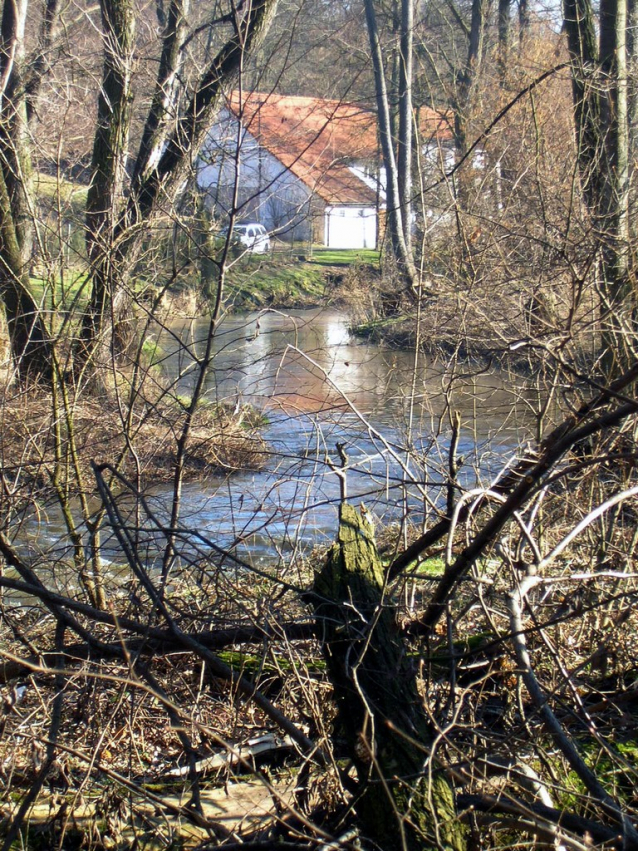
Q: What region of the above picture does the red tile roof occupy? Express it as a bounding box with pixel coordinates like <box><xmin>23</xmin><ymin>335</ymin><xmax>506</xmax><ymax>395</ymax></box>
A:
<box><xmin>228</xmin><ymin>92</ymin><xmax>380</xmax><ymax>205</ymax></box>
<box><xmin>226</xmin><ymin>92</ymin><xmax>453</xmax><ymax>206</ymax></box>
<box><xmin>418</xmin><ymin>105</ymin><xmax>454</xmax><ymax>144</ymax></box>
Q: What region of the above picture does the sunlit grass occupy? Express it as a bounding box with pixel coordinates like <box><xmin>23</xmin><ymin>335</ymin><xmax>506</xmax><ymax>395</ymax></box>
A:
<box><xmin>29</xmin><ymin>271</ymin><xmax>90</xmax><ymax>311</ymax></box>
<box><xmin>309</xmin><ymin>247</ymin><xmax>380</xmax><ymax>266</ymax></box>
<box><xmin>34</xmin><ymin>171</ymin><xmax>88</xmax><ymax>214</ymax></box>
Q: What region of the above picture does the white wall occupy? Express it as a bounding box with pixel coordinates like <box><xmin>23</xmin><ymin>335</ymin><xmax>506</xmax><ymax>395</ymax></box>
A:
<box><xmin>199</xmin><ymin>112</ymin><xmax>382</xmax><ymax>247</ymax></box>
<box><xmin>324</xmin><ymin>206</ymin><xmax>377</xmax><ymax>249</ymax></box>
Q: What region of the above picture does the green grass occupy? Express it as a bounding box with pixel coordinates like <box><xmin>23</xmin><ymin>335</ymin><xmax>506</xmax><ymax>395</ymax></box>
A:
<box><xmin>224</xmin><ymin>257</ymin><xmax>328</xmax><ymax>308</ymax></box>
<box><xmin>29</xmin><ymin>271</ymin><xmax>90</xmax><ymax>310</ymax></box>
<box><xmin>34</xmin><ymin>172</ymin><xmax>88</xmax><ymax>216</ymax></box>
<box><xmin>217</xmin><ymin>248</ymin><xmax>379</xmax><ymax>308</ymax></box>
<box><xmin>308</xmin><ymin>247</ymin><xmax>380</xmax><ymax>267</ymax></box>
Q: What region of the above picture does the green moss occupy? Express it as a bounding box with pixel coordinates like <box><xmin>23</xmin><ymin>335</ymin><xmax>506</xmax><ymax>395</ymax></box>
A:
<box><xmin>219</xmin><ymin>649</ymin><xmax>325</xmax><ymax>675</ymax></box>
<box><xmin>427</xmin><ymin>631</ymin><xmax>498</xmax><ymax>666</ymax></box>
<box><xmin>314</xmin><ymin>504</ymin><xmax>466</xmax><ymax>851</ymax></box>
<box><xmin>415</xmin><ymin>556</ymin><xmax>445</xmax><ymax>576</ymax></box>
<box><xmin>553</xmin><ymin>732</ymin><xmax>638</xmax><ymax>814</ymax></box>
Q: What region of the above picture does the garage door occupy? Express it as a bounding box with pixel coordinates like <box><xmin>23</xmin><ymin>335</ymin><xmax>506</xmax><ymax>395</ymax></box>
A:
<box><xmin>325</xmin><ymin>207</ymin><xmax>376</xmax><ymax>249</ymax></box>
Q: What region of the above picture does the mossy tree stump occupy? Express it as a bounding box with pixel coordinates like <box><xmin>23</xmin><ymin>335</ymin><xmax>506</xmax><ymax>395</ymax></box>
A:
<box><xmin>313</xmin><ymin>504</ymin><xmax>465</xmax><ymax>851</ymax></box>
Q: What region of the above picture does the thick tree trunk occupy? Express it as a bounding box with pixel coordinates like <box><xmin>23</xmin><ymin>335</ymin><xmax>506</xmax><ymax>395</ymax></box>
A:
<box><xmin>131</xmin><ymin>0</ymin><xmax>190</xmax><ymax>194</ymax></box>
<box><xmin>81</xmin><ymin>0</ymin><xmax>136</xmax><ymax>364</ymax></box>
<box><xmin>0</xmin><ymin>0</ymin><xmax>52</xmax><ymax>379</ymax></box>
<box><xmin>78</xmin><ymin>0</ymin><xmax>279</xmax><ymax>367</ymax></box>
<box><xmin>563</xmin><ymin>0</ymin><xmax>632</xmax><ymax>374</ymax></box>
<box><xmin>451</xmin><ymin>0</ymin><xmax>489</xmax><ymax>276</ymax></box>
<box><xmin>313</xmin><ymin>504</ymin><xmax>466</xmax><ymax>851</ymax></box>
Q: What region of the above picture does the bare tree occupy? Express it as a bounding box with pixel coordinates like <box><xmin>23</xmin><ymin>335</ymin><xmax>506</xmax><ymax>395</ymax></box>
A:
<box><xmin>0</xmin><ymin>0</ymin><xmax>279</xmax><ymax>379</ymax></box>
<box><xmin>79</xmin><ymin>0</ymin><xmax>279</xmax><ymax>368</ymax></box>
<box><xmin>0</xmin><ymin>0</ymin><xmax>56</xmax><ymax>377</ymax></box>
<box><xmin>563</xmin><ymin>0</ymin><xmax>632</xmax><ymax>372</ymax></box>
<box><xmin>363</xmin><ymin>0</ymin><xmax>420</xmax><ymax>293</ymax></box>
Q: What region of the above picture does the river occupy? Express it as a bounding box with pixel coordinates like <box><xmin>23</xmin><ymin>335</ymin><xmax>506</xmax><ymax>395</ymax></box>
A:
<box><xmin>23</xmin><ymin>307</ymin><xmax>535</xmax><ymax>573</ymax></box>
<box><xmin>150</xmin><ymin>307</ymin><xmax>534</xmax><ymax>566</ymax></box>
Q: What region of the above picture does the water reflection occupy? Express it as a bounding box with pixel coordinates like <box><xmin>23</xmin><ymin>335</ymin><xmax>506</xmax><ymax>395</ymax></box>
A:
<box><xmin>162</xmin><ymin>308</ymin><xmax>528</xmax><ymax>430</ymax></box>
<box><xmin>22</xmin><ymin>308</ymin><xmax>537</xmax><ymax>575</ymax></box>
<box><xmin>149</xmin><ymin>308</ymin><xmax>534</xmax><ymax>564</ymax></box>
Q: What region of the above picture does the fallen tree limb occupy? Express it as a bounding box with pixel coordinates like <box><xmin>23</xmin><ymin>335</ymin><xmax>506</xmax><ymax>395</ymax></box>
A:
<box><xmin>388</xmin><ymin>363</ymin><xmax>638</xmax><ymax>584</ymax></box>
<box><xmin>0</xmin><ymin>619</ymin><xmax>318</xmax><ymax>684</ymax></box>
<box><xmin>458</xmin><ymin>793</ymin><xmax>625</xmax><ymax>849</ymax></box>
<box><xmin>0</xmin><ymin>578</ymin><xmax>319</xmax><ymax>765</ymax></box>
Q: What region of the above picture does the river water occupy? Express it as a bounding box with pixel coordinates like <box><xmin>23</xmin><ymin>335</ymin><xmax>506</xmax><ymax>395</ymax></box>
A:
<box><xmin>151</xmin><ymin>308</ymin><xmax>533</xmax><ymax>566</ymax></box>
<box><xmin>24</xmin><ymin>307</ymin><xmax>535</xmax><ymax>573</ymax></box>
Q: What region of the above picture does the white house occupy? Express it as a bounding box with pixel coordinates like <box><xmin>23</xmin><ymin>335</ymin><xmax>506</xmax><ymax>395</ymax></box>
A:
<box><xmin>198</xmin><ymin>92</ymin><xmax>455</xmax><ymax>250</ymax></box>
<box><xmin>198</xmin><ymin>92</ymin><xmax>381</xmax><ymax>249</ymax></box>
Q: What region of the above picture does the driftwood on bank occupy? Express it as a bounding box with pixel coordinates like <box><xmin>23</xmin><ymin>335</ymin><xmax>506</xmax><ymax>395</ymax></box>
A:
<box><xmin>313</xmin><ymin>503</ymin><xmax>466</xmax><ymax>851</ymax></box>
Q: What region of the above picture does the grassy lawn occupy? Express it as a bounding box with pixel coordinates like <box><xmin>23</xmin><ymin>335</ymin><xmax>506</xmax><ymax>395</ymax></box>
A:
<box><xmin>34</xmin><ymin>172</ymin><xmax>88</xmax><ymax>216</ymax></box>
<box><xmin>225</xmin><ymin>256</ymin><xmax>327</xmax><ymax>307</ymax></box>
<box><xmin>308</xmin><ymin>247</ymin><xmax>380</xmax><ymax>267</ymax></box>
<box><xmin>203</xmin><ymin>245</ymin><xmax>382</xmax><ymax>309</ymax></box>
<box><xmin>29</xmin><ymin>271</ymin><xmax>90</xmax><ymax>311</ymax></box>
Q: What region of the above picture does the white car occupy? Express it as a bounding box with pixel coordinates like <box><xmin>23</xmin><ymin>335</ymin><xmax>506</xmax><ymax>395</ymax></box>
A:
<box><xmin>223</xmin><ymin>222</ymin><xmax>271</xmax><ymax>255</ymax></box>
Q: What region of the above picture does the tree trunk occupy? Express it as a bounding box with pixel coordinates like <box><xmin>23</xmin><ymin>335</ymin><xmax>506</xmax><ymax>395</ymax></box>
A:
<box><xmin>362</xmin><ymin>0</ymin><xmax>420</xmax><ymax>295</ymax></box>
<box><xmin>131</xmin><ymin>0</ymin><xmax>190</xmax><ymax>194</ymax></box>
<box><xmin>563</xmin><ymin>0</ymin><xmax>632</xmax><ymax>374</ymax></box>
<box><xmin>598</xmin><ymin>0</ymin><xmax>631</xmax><ymax>371</ymax></box>
<box><xmin>498</xmin><ymin>0</ymin><xmax>510</xmax><ymax>75</ymax></box>
<box><xmin>518</xmin><ymin>0</ymin><xmax>529</xmax><ymax>40</ymax></box>
<box><xmin>77</xmin><ymin>0</ymin><xmax>279</xmax><ymax>367</ymax></box>
<box><xmin>451</xmin><ymin>0</ymin><xmax>489</xmax><ymax>276</ymax></box>
<box><xmin>313</xmin><ymin>504</ymin><xmax>466</xmax><ymax>851</ymax></box>
<box><xmin>0</xmin><ymin>0</ymin><xmax>52</xmax><ymax>379</ymax></box>
<box><xmin>81</xmin><ymin>0</ymin><xmax>136</xmax><ymax>364</ymax></box>
<box><xmin>397</xmin><ymin>0</ymin><xmax>414</xmax><ymax>251</ymax></box>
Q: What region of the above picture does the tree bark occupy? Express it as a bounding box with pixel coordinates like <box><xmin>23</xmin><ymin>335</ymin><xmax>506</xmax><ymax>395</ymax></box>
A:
<box><xmin>518</xmin><ymin>0</ymin><xmax>529</xmax><ymax>40</ymax></box>
<box><xmin>454</xmin><ymin>0</ymin><xmax>489</xmax><ymax>158</ymax></box>
<box><xmin>81</xmin><ymin>0</ymin><xmax>136</xmax><ymax>364</ymax></box>
<box><xmin>362</xmin><ymin>0</ymin><xmax>420</xmax><ymax>295</ymax></box>
<box><xmin>24</xmin><ymin>0</ymin><xmax>61</xmax><ymax>124</ymax></box>
<box><xmin>131</xmin><ymin>0</ymin><xmax>190</xmax><ymax>194</ymax></box>
<box><xmin>78</xmin><ymin>0</ymin><xmax>279</xmax><ymax>364</ymax></box>
<box><xmin>313</xmin><ymin>504</ymin><xmax>466</xmax><ymax>851</ymax></box>
<box><xmin>498</xmin><ymin>0</ymin><xmax>510</xmax><ymax>75</ymax></box>
<box><xmin>598</xmin><ymin>0</ymin><xmax>631</xmax><ymax>370</ymax></box>
<box><xmin>563</xmin><ymin>0</ymin><xmax>632</xmax><ymax>374</ymax></box>
<box><xmin>397</xmin><ymin>0</ymin><xmax>414</xmax><ymax>251</ymax></box>
<box><xmin>0</xmin><ymin>0</ymin><xmax>52</xmax><ymax>378</ymax></box>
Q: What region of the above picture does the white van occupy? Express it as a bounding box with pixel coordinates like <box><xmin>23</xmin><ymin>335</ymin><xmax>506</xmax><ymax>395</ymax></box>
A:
<box><xmin>223</xmin><ymin>223</ymin><xmax>271</xmax><ymax>255</ymax></box>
